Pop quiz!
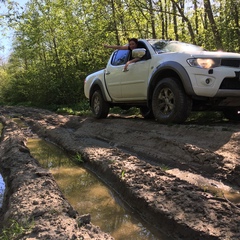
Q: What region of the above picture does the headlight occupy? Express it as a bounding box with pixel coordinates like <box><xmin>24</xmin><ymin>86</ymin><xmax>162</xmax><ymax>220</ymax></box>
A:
<box><xmin>187</xmin><ymin>58</ymin><xmax>221</xmax><ymax>69</ymax></box>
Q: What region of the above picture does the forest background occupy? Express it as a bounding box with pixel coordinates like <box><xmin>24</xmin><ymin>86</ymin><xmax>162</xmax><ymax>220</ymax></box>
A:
<box><xmin>0</xmin><ymin>0</ymin><xmax>239</xmax><ymax>111</ymax></box>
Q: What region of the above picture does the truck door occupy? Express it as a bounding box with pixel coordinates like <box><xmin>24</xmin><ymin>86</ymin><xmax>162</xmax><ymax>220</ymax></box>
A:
<box><xmin>105</xmin><ymin>50</ymin><xmax>129</xmax><ymax>100</ymax></box>
<box><xmin>121</xmin><ymin>59</ymin><xmax>151</xmax><ymax>100</ymax></box>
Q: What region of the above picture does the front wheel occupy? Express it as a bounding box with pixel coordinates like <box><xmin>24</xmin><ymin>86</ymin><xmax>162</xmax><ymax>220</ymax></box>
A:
<box><xmin>152</xmin><ymin>78</ymin><xmax>192</xmax><ymax>123</ymax></box>
<box><xmin>91</xmin><ymin>90</ymin><xmax>109</xmax><ymax>118</ymax></box>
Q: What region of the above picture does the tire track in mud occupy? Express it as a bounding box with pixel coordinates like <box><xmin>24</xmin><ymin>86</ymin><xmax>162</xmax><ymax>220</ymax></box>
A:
<box><xmin>1</xmin><ymin>106</ymin><xmax>240</xmax><ymax>239</ymax></box>
<box><xmin>0</xmin><ymin>115</ymin><xmax>114</xmax><ymax>240</ymax></box>
<box><xmin>72</xmin><ymin>117</ymin><xmax>240</xmax><ymax>188</ymax></box>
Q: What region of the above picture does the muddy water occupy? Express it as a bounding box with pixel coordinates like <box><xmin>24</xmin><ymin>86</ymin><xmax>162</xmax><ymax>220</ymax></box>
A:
<box><xmin>27</xmin><ymin>138</ymin><xmax>171</xmax><ymax>240</ymax></box>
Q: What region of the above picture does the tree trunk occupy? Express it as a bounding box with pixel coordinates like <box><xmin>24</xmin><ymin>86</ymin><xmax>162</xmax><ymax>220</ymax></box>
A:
<box><xmin>203</xmin><ymin>0</ymin><xmax>223</xmax><ymax>49</ymax></box>
<box><xmin>110</xmin><ymin>0</ymin><xmax>120</xmax><ymax>45</ymax></box>
<box><xmin>173</xmin><ymin>3</ymin><xmax>178</xmax><ymax>40</ymax></box>
<box><xmin>147</xmin><ymin>0</ymin><xmax>157</xmax><ymax>38</ymax></box>
<box><xmin>194</xmin><ymin>0</ymin><xmax>199</xmax><ymax>35</ymax></box>
<box><xmin>171</xmin><ymin>0</ymin><xmax>196</xmax><ymax>44</ymax></box>
<box><xmin>233</xmin><ymin>4</ymin><xmax>240</xmax><ymax>52</ymax></box>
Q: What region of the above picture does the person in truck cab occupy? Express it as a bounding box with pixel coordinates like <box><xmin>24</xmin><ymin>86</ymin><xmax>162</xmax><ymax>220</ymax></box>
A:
<box><xmin>104</xmin><ymin>38</ymin><xmax>141</xmax><ymax>71</ymax></box>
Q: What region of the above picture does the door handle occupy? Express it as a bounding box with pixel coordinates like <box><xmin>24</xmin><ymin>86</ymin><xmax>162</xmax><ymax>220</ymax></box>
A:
<box><xmin>105</xmin><ymin>71</ymin><xmax>110</xmax><ymax>75</ymax></box>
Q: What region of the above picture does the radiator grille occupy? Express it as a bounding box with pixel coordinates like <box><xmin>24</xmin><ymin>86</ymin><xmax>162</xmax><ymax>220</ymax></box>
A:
<box><xmin>220</xmin><ymin>77</ymin><xmax>240</xmax><ymax>89</ymax></box>
<box><xmin>221</xmin><ymin>59</ymin><xmax>240</xmax><ymax>68</ymax></box>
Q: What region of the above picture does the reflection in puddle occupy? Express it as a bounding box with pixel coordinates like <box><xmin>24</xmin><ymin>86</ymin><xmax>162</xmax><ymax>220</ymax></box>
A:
<box><xmin>0</xmin><ymin>175</ymin><xmax>5</xmax><ymax>208</ymax></box>
<box><xmin>0</xmin><ymin>123</ymin><xmax>5</xmax><ymax>208</ymax></box>
<box><xmin>27</xmin><ymin>139</ymin><xmax>171</xmax><ymax>240</ymax></box>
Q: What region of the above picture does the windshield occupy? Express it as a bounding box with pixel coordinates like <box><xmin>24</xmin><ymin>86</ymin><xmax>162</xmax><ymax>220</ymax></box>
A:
<box><xmin>148</xmin><ymin>40</ymin><xmax>204</xmax><ymax>54</ymax></box>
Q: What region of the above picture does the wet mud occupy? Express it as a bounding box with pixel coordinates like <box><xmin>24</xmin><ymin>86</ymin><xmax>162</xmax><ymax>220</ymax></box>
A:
<box><xmin>0</xmin><ymin>106</ymin><xmax>240</xmax><ymax>239</ymax></box>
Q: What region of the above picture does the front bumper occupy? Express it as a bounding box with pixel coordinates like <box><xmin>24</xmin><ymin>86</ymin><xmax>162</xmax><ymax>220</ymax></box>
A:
<box><xmin>187</xmin><ymin>66</ymin><xmax>240</xmax><ymax>97</ymax></box>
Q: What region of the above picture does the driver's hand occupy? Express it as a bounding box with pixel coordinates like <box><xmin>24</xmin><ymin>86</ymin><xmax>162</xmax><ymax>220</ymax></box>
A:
<box><xmin>123</xmin><ymin>62</ymin><xmax>130</xmax><ymax>71</ymax></box>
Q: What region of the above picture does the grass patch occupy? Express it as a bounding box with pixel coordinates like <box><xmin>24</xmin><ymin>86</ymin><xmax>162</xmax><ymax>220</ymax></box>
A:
<box><xmin>0</xmin><ymin>219</ymin><xmax>34</xmax><ymax>240</ymax></box>
<box><xmin>2</xmin><ymin>102</ymin><xmax>233</xmax><ymax>126</ymax></box>
<box><xmin>159</xmin><ymin>164</ymin><xmax>170</xmax><ymax>171</ymax></box>
<box><xmin>55</xmin><ymin>101</ymin><xmax>92</xmax><ymax>116</ymax></box>
<box><xmin>121</xmin><ymin>169</ymin><xmax>126</xmax><ymax>178</ymax></box>
<box><xmin>186</xmin><ymin>111</ymin><xmax>226</xmax><ymax>124</ymax></box>
<box><xmin>110</xmin><ymin>107</ymin><xmax>140</xmax><ymax>115</ymax></box>
<box><xmin>71</xmin><ymin>153</ymin><xmax>84</xmax><ymax>164</ymax></box>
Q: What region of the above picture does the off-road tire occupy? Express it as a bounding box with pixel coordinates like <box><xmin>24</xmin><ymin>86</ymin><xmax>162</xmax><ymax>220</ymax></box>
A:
<box><xmin>152</xmin><ymin>78</ymin><xmax>192</xmax><ymax>123</ymax></box>
<box><xmin>91</xmin><ymin>90</ymin><xmax>110</xmax><ymax>118</ymax></box>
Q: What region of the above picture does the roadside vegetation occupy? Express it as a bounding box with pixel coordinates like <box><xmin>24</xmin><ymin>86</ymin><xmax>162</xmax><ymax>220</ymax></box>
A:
<box><xmin>0</xmin><ymin>0</ymin><xmax>239</xmax><ymax>122</ymax></box>
<box><xmin>0</xmin><ymin>219</ymin><xmax>34</xmax><ymax>240</ymax></box>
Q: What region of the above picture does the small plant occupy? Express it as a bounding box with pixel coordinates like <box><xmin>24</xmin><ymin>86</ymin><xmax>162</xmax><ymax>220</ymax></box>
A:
<box><xmin>108</xmin><ymin>159</ymin><xmax>116</xmax><ymax>164</ymax></box>
<box><xmin>0</xmin><ymin>219</ymin><xmax>34</xmax><ymax>240</ymax></box>
<box><xmin>56</xmin><ymin>107</ymin><xmax>75</xmax><ymax>115</ymax></box>
<box><xmin>121</xmin><ymin>169</ymin><xmax>125</xmax><ymax>178</ymax></box>
<box><xmin>72</xmin><ymin>153</ymin><xmax>84</xmax><ymax>163</ymax></box>
<box><xmin>159</xmin><ymin>164</ymin><xmax>170</xmax><ymax>171</ymax></box>
<box><xmin>202</xmin><ymin>186</ymin><xmax>208</xmax><ymax>192</ymax></box>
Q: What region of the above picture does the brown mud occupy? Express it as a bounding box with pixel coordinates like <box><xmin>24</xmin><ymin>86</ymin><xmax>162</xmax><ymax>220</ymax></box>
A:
<box><xmin>0</xmin><ymin>106</ymin><xmax>240</xmax><ymax>239</ymax></box>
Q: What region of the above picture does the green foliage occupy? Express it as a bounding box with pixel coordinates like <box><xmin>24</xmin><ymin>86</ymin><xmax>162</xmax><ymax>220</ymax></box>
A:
<box><xmin>0</xmin><ymin>219</ymin><xmax>34</xmax><ymax>240</ymax></box>
<box><xmin>186</xmin><ymin>111</ymin><xmax>225</xmax><ymax>124</ymax></box>
<box><xmin>72</xmin><ymin>153</ymin><xmax>84</xmax><ymax>164</ymax></box>
<box><xmin>159</xmin><ymin>164</ymin><xmax>170</xmax><ymax>171</ymax></box>
<box><xmin>0</xmin><ymin>67</ymin><xmax>10</xmax><ymax>103</ymax></box>
<box><xmin>110</xmin><ymin>107</ymin><xmax>140</xmax><ymax>115</ymax></box>
<box><xmin>121</xmin><ymin>169</ymin><xmax>125</xmax><ymax>178</ymax></box>
<box><xmin>55</xmin><ymin>100</ymin><xmax>91</xmax><ymax>116</ymax></box>
<box><xmin>0</xmin><ymin>0</ymin><xmax>239</xmax><ymax>107</ymax></box>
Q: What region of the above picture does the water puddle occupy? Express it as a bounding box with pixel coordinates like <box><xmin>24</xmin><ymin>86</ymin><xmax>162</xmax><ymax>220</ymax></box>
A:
<box><xmin>0</xmin><ymin>175</ymin><xmax>5</xmax><ymax>208</ymax></box>
<box><xmin>0</xmin><ymin>123</ymin><xmax>4</xmax><ymax>208</ymax></box>
<box><xmin>27</xmin><ymin>138</ymin><xmax>171</xmax><ymax>240</ymax></box>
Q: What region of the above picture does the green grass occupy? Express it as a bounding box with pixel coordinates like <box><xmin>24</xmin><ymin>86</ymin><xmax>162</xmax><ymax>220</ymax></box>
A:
<box><xmin>109</xmin><ymin>106</ymin><xmax>140</xmax><ymax>115</ymax></box>
<box><xmin>55</xmin><ymin>101</ymin><xmax>92</xmax><ymax>116</ymax></box>
<box><xmin>1</xmin><ymin>101</ymin><xmax>231</xmax><ymax>125</ymax></box>
<box><xmin>121</xmin><ymin>169</ymin><xmax>126</xmax><ymax>178</ymax></box>
<box><xmin>71</xmin><ymin>153</ymin><xmax>84</xmax><ymax>164</ymax></box>
<box><xmin>0</xmin><ymin>219</ymin><xmax>34</xmax><ymax>240</ymax></box>
<box><xmin>159</xmin><ymin>164</ymin><xmax>170</xmax><ymax>171</ymax></box>
<box><xmin>186</xmin><ymin>111</ymin><xmax>226</xmax><ymax>124</ymax></box>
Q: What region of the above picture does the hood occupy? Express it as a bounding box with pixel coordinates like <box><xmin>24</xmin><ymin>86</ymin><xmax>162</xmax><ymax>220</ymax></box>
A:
<box><xmin>190</xmin><ymin>50</ymin><xmax>240</xmax><ymax>59</ymax></box>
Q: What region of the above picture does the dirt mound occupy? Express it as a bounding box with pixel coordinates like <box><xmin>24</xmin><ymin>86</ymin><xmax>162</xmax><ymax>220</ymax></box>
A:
<box><xmin>0</xmin><ymin>115</ymin><xmax>113</xmax><ymax>239</ymax></box>
<box><xmin>0</xmin><ymin>106</ymin><xmax>240</xmax><ymax>239</ymax></box>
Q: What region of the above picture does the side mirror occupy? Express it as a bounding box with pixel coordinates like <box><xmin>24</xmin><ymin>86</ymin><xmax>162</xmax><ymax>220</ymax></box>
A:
<box><xmin>132</xmin><ymin>48</ymin><xmax>146</xmax><ymax>58</ymax></box>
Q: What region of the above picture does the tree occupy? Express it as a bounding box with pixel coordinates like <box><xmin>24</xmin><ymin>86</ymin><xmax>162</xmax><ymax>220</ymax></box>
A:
<box><xmin>203</xmin><ymin>0</ymin><xmax>222</xmax><ymax>49</ymax></box>
<box><xmin>1</xmin><ymin>0</ymin><xmax>239</xmax><ymax>106</ymax></box>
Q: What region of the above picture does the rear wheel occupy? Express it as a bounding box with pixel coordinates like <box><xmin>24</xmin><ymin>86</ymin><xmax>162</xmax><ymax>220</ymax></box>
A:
<box><xmin>152</xmin><ymin>78</ymin><xmax>192</xmax><ymax>123</ymax></box>
<box><xmin>223</xmin><ymin>108</ymin><xmax>240</xmax><ymax>121</ymax></box>
<box><xmin>91</xmin><ymin>90</ymin><xmax>109</xmax><ymax>118</ymax></box>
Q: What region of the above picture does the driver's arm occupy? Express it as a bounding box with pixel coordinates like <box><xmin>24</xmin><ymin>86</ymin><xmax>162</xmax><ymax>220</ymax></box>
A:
<box><xmin>124</xmin><ymin>57</ymin><xmax>141</xmax><ymax>71</ymax></box>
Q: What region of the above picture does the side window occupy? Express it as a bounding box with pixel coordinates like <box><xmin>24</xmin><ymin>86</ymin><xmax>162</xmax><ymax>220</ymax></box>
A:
<box><xmin>111</xmin><ymin>50</ymin><xmax>129</xmax><ymax>66</ymax></box>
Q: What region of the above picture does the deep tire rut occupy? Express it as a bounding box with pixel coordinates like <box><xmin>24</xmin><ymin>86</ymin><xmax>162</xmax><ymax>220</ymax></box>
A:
<box><xmin>0</xmin><ymin>106</ymin><xmax>240</xmax><ymax>240</ymax></box>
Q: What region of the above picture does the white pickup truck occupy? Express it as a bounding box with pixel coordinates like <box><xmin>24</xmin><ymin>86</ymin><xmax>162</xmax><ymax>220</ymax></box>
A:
<box><xmin>84</xmin><ymin>39</ymin><xmax>240</xmax><ymax>123</ymax></box>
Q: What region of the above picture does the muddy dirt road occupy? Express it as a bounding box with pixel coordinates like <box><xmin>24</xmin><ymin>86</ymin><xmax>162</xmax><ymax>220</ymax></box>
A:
<box><xmin>0</xmin><ymin>106</ymin><xmax>240</xmax><ymax>239</ymax></box>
